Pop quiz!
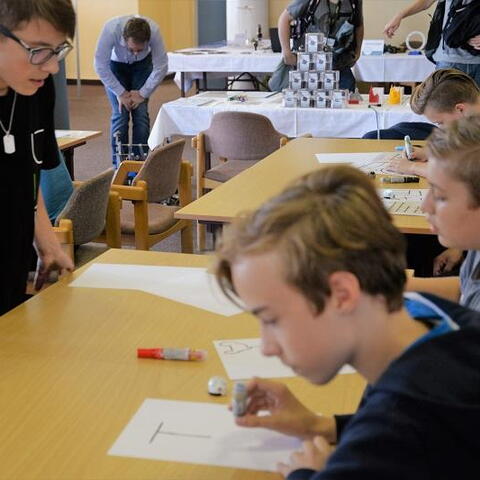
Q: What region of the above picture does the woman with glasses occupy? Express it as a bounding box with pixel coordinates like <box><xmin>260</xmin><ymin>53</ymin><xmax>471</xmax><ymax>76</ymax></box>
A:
<box><xmin>0</xmin><ymin>0</ymin><xmax>76</xmax><ymax>316</ymax></box>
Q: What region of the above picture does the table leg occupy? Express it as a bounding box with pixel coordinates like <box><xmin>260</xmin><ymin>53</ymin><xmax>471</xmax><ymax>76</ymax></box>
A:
<box><xmin>62</xmin><ymin>147</ymin><xmax>75</xmax><ymax>179</ymax></box>
<box><xmin>181</xmin><ymin>72</ymin><xmax>186</xmax><ymax>97</ymax></box>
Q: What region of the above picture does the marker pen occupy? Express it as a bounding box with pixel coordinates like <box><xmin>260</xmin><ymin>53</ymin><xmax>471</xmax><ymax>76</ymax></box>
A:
<box><xmin>381</xmin><ymin>176</ymin><xmax>419</xmax><ymax>184</ymax></box>
<box><xmin>232</xmin><ymin>382</ymin><xmax>248</xmax><ymax>417</ymax></box>
<box><xmin>137</xmin><ymin>348</ymin><xmax>207</xmax><ymax>361</ymax></box>
<box><xmin>404</xmin><ymin>135</ymin><xmax>414</xmax><ymax>161</ymax></box>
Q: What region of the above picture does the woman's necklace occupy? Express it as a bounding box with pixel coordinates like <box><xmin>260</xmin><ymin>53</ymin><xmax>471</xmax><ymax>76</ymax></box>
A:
<box><xmin>0</xmin><ymin>92</ymin><xmax>17</xmax><ymax>154</ymax></box>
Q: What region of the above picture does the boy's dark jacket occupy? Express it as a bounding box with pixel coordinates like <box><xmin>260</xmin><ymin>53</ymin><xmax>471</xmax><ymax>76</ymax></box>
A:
<box><xmin>288</xmin><ymin>293</ymin><xmax>480</xmax><ymax>480</ymax></box>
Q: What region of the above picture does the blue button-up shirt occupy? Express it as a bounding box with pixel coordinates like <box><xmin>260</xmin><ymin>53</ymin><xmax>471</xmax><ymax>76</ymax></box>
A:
<box><xmin>94</xmin><ymin>15</ymin><xmax>168</xmax><ymax>99</ymax></box>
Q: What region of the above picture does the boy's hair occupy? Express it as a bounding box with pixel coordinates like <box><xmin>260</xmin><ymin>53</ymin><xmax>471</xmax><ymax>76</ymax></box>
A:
<box><xmin>410</xmin><ymin>69</ymin><xmax>480</xmax><ymax>115</ymax></box>
<box><xmin>0</xmin><ymin>0</ymin><xmax>75</xmax><ymax>39</ymax></box>
<box><xmin>426</xmin><ymin>114</ymin><xmax>480</xmax><ymax>207</ymax></box>
<box><xmin>123</xmin><ymin>17</ymin><xmax>151</xmax><ymax>43</ymax></box>
<box><xmin>214</xmin><ymin>166</ymin><xmax>407</xmax><ymax>314</ymax></box>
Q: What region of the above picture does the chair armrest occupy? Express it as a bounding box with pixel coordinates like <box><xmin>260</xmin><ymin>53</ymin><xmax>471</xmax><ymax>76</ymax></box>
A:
<box><xmin>111</xmin><ymin>182</ymin><xmax>147</xmax><ymax>201</ymax></box>
<box><xmin>179</xmin><ymin>161</ymin><xmax>193</xmax><ymax>208</ymax></box>
<box><xmin>112</xmin><ymin>160</ymin><xmax>144</xmax><ymax>185</ymax></box>
<box><xmin>105</xmin><ymin>190</ymin><xmax>122</xmax><ymax>248</ymax></box>
<box><xmin>53</xmin><ymin>218</ymin><xmax>74</xmax><ymax>265</ymax></box>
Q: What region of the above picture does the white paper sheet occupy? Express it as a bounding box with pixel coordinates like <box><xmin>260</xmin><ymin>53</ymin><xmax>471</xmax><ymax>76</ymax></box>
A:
<box><xmin>69</xmin><ymin>264</ymin><xmax>242</xmax><ymax>316</ymax></box>
<box><xmin>379</xmin><ymin>188</ymin><xmax>429</xmax><ymax>201</ymax></box>
<box><xmin>108</xmin><ymin>398</ymin><xmax>301</xmax><ymax>472</ymax></box>
<box><xmin>383</xmin><ymin>200</ymin><xmax>425</xmax><ymax>216</ymax></box>
<box><xmin>315</xmin><ymin>151</ymin><xmax>401</xmax><ymax>174</ymax></box>
<box><xmin>55</xmin><ymin>129</ymin><xmax>94</xmax><ymax>138</ymax></box>
<box><xmin>214</xmin><ymin>338</ymin><xmax>355</xmax><ymax>379</ymax></box>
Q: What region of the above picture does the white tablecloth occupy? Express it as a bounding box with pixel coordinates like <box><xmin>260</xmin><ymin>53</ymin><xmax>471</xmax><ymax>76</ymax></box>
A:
<box><xmin>168</xmin><ymin>47</ymin><xmax>435</xmax><ymax>92</ymax></box>
<box><xmin>169</xmin><ymin>46</ymin><xmax>280</xmax><ymax>73</ymax></box>
<box><xmin>353</xmin><ymin>54</ymin><xmax>435</xmax><ymax>83</ymax></box>
<box><xmin>148</xmin><ymin>91</ymin><xmax>430</xmax><ymax>148</ymax></box>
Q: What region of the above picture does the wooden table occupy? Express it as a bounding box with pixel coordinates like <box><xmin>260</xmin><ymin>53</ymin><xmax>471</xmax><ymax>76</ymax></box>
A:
<box><xmin>0</xmin><ymin>249</ymin><xmax>365</xmax><ymax>480</ymax></box>
<box><xmin>56</xmin><ymin>129</ymin><xmax>102</xmax><ymax>178</ymax></box>
<box><xmin>176</xmin><ymin>137</ymin><xmax>431</xmax><ymax>235</ymax></box>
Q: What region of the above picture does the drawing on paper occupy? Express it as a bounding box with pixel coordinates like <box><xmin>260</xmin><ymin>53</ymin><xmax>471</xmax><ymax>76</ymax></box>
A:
<box><xmin>217</xmin><ymin>340</ymin><xmax>257</xmax><ymax>355</ymax></box>
<box><xmin>149</xmin><ymin>421</ymin><xmax>212</xmax><ymax>444</ymax></box>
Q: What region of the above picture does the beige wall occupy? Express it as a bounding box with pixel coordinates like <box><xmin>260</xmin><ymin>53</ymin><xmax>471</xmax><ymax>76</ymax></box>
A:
<box><xmin>68</xmin><ymin>0</ymin><xmax>435</xmax><ymax>80</ymax></box>
<box><xmin>269</xmin><ymin>0</ymin><xmax>435</xmax><ymax>42</ymax></box>
<box><xmin>138</xmin><ymin>0</ymin><xmax>197</xmax><ymax>51</ymax></box>
<box><xmin>67</xmin><ymin>0</ymin><xmax>196</xmax><ymax>80</ymax></box>
<box><xmin>66</xmin><ymin>0</ymin><xmax>139</xmax><ymax>80</ymax></box>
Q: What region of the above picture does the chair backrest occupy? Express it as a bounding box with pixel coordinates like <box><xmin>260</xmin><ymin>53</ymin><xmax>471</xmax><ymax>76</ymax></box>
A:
<box><xmin>55</xmin><ymin>168</ymin><xmax>114</xmax><ymax>245</ymax></box>
<box><xmin>133</xmin><ymin>138</ymin><xmax>185</xmax><ymax>203</ymax></box>
<box><xmin>203</xmin><ymin>111</ymin><xmax>284</xmax><ymax>161</ymax></box>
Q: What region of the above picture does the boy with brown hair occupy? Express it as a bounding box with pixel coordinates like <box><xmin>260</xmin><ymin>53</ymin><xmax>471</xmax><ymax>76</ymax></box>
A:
<box><xmin>388</xmin><ymin>68</ymin><xmax>480</xmax><ymax>176</ymax></box>
<box><xmin>214</xmin><ymin>165</ymin><xmax>480</xmax><ymax>479</ymax></box>
<box><xmin>409</xmin><ymin>114</ymin><xmax>480</xmax><ymax>311</ymax></box>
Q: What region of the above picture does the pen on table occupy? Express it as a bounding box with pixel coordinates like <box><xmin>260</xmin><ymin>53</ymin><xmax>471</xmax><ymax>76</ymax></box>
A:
<box><xmin>381</xmin><ymin>176</ymin><xmax>420</xmax><ymax>184</ymax></box>
<box><xmin>265</xmin><ymin>91</ymin><xmax>280</xmax><ymax>98</ymax></box>
<box><xmin>137</xmin><ymin>347</ymin><xmax>207</xmax><ymax>361</ymax></box>
<box><xmin>404</xmin><ymin>135</ymin><xmax>414</xmax><ymax>161</ymax></box>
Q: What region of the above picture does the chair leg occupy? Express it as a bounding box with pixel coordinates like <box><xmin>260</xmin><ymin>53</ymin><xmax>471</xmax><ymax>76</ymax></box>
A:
<box><xmin>197</xmin><ymin>222</ymin><xmax>206</xmax><ymax>252</ymax></box>
<box><xmin>181</xmin><ymin>222</ymin><xmax>194</xmax><ymax>253</ymax></box>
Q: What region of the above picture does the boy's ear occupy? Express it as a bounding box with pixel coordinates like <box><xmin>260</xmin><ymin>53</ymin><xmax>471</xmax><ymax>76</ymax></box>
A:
<box><xmin>328</xmin><ymin>271</ymin><xmax>361</xmax><ymax>313</ymax></box>
<box><xmin>455</xmin><ymin>102</ymin><xmax>467</xmax><ymax>114</ymax></box>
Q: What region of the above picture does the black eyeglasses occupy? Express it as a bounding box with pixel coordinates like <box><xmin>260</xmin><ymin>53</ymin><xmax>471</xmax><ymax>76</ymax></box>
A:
<box><xmin>0</xmin><ymin>24</ymin><xmax>72</xmax><ymax>65</ymax></box>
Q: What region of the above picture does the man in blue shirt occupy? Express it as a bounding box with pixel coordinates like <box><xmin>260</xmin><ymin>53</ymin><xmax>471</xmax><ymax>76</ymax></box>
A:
<box><xmin>94</xmin><ymin>16</ymin><xmax>168</xmax><ymax>166</ymax></box>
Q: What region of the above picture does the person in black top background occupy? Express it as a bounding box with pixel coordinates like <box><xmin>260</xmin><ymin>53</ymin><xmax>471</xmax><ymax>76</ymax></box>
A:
<box><xmin>0</xmin><ymin>0</ymin><xmax>76</xmax><ymax>315</ymax></box>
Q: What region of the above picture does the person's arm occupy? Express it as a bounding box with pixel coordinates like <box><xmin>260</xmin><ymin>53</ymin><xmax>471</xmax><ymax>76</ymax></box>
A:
<box><xmin>468</xmin><ymin>34</ymin><xmax>480</xmax><ymax>50</ymax></box>
<box><xmin>353</xmin><ymin>24</ymin><xmax>364</xmax><ymax>62</ymax></box>
<box><xmin>433</xmin><ymin>248</ymin><xmax>464</xmax><ymax>276</ymax></box>
<box><xmin>34</xmin><ymin>191</ymin><xmax>74</xmax><ymax>290</ymax></box>
<box><xmin>137</xmin><ymin>22</ymin><xmax>168</xmax><ymax>99</ymax></box>
<box><xmin>406</xmin><ymin>275</ymin><xmax>461</xmax><ymax>302</ymax></box>
<box><xmin>278</xmin><ymin>9</ymin><xmax>297</xmax><ymax>66</ymax></box>
<box><xmin>352</xmin><ymin>0</ymin><xmax>364</xmax><ymax>62</ymax></box>
<box><xmin>384</xmin><ymin>0</ymin><xmax>437</xmax><ymax>38</ymax></box>
<box><xmin>233</xmin><ymin>378</ymin><xmax>338</xmax><ymax>443</ymax></box>
<box><xmin>283</xmin><ymin>395</ymin><xmax>428</xmax><ymax>480</ymax></box>
<box><xmin>387</xmin><ymin>147</ymin><xmax>428</xmax><ymax>176</ymax></box>
<box><xmin>94</xmin><ymin>21</ymin><xmax>126</xmax><ymax>97</ymax></box>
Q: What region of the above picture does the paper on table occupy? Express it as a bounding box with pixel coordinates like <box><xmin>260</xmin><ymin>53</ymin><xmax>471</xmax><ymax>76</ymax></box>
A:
<box><xmin>383</xmin><ymin>200</ymin><xmax>425</xmax><ymax>216</ymax></box>
<box><xmin>214</xmin><ymin>338</ymin><xmax>355</xmax><ymax>379</ymax></box>
<box><xmin>315</xmin><ymin>151</ymin><xmax>401</xmax><ymax>174</ymax></box>
<box><xmin>109</xmin><ymin>398</ymin><xmax>301</xmax><ymax>472</ymax></box>
<box><xmin>55</xmin><ymin>129</ymin><xmax>94</xmax><ymax>138</ymax></box>
<box><xmin>69</xmin><ymin>264</ymin><xmax>242</xmax><ymax>316</ymax></box>
<box><xmin>379</xmin><ymin>188</ymin><xmax>429</xmax><ymax>201</ymax></box>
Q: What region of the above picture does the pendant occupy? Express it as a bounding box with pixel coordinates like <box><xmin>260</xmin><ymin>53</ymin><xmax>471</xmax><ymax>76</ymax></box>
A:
<box><xmin>3</xmin><ymin>134</ymin><xmax>15</xmax><ymax>154</ymax></box>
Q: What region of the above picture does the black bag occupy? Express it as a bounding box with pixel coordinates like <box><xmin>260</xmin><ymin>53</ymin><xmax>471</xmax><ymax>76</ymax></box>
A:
<box><xmin>443</xmin><ymin>0</ymin><xmax>480</xmax><ymax>55</ymax></box>
<box><xmin>424</xmin><ymin>0</ymin><xmax>446</xmax><ymax>63</ymax></box>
